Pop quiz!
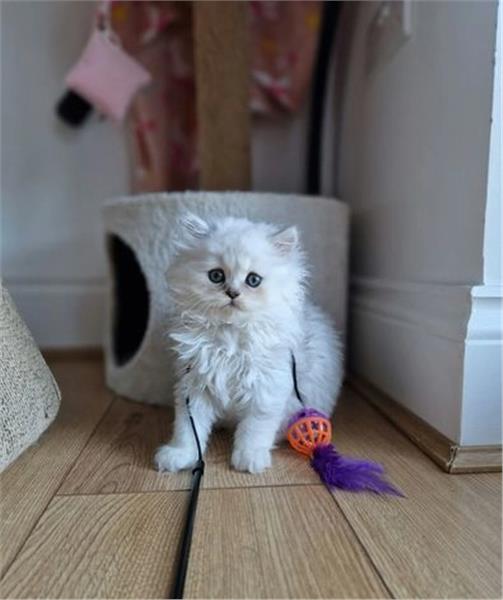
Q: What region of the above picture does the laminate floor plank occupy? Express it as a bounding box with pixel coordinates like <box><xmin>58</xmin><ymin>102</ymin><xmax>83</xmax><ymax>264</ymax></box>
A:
<box><xmin>3</xmin><ymin>360</ymin><xmax>500</xmax><ymax>599</ymax></box>
<box><xmin>0</xmin><ymin>360</ymin><xmax>113</xmax><ymax>576</ymax></box>
<box><xmin>331</xmin><ymin>389</ymin><xmax>502</xmax><ymax>599</ymax></box>
<box><xmin>185</xmin><ymin>485</ymin><xmax>391</xmax><ymax>599</ymax></box>
<box><xmin>59</xmin><ymin>397</ymin><xmax>318</xmax><ymax>495</ymax></box>
<box><xmin>1</xmin><ymin>491</ymin><xmax>185</xmax><ymax>599</ymax></box>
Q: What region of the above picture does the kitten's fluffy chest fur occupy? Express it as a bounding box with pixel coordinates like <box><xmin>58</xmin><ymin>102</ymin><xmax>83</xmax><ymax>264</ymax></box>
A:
<box><xmin>171</xmin><ymin>317</ymin><xmax>296</xmax><ymax>416</ymax></box>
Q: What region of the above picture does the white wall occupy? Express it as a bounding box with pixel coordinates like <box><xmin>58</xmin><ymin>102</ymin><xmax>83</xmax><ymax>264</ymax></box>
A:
<box><xmin>252</xmin><ymin>104</ymin><xmax>309</xmax><ymax>195</ymax></box>
<box><xmin>461</xmin><ymin>0</ymin><xmax>502</xmax><ymax>445</ymax></box>
<box><xmin>338</xmin><ymin>1</ymin><xmax>496</xmax><ymax>285</ymax></box>
<box><xmin>1</xmin><ymin>1</ymin><xmax>311</xmax><ymax>347</ymax></box>
<box><xmin>1</xmin><ymin>1</ymin><xmax>130</xmax><ymax>345</ymax></box>
<box><xmin>483</xmin><ymin>0</ymin><xmax>502</xmax><ymax>287</ymax></box>
<box><xmin>336</xmin><ymin>1</ymin><xmax>501</xmax><ymax>445</ymax></box>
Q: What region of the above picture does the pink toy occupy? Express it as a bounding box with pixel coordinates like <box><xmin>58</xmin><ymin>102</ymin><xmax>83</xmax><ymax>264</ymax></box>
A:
<box><xmin>65</xmin><ymin>28</ymin><xmax>151</xmax><ymax>123</ymax></box>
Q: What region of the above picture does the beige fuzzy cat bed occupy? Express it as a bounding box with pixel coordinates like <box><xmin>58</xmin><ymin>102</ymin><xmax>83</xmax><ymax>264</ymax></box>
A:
<box><xmin>0</xmin><ymin>285</ymin><xmax>61</xmax><ymax>471</ymax></box>
<box><xmin>104</xmin><ymin>192</ymin><xmax>349</xmax><ymax>405</ymax></box>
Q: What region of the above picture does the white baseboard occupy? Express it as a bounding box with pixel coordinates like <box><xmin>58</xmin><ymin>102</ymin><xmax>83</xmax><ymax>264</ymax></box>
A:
<box><xmin>349</xmin><ymin>375</ymin><xmax>501</xmax><ymax>473</ymax></box>
<box><xmin>350</xmin><ymin>277</ymin><xmax>502</xmax><ymax>445</ymax></box>
<box><xmin>5</xmin><ymin>282</ymin><xmax>106</xmax><ymax>348</ymax></box>
<box><xmin>461</xmin><ymin>285</ymin><xmax>502</xmax><ymax>445</ymax></box>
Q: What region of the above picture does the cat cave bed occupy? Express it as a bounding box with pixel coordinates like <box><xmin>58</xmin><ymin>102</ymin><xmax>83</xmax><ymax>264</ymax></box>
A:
<box><xmin>104</xmin><ymin>192</ymin><xmax>349</xmax><ymax>405</ymax></box>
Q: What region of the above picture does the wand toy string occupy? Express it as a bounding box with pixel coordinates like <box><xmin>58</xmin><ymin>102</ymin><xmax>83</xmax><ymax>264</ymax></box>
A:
<box><xmin>291</xmin><ymin>352</ymin><xmax>305</xmax><ymax>407</ymax></box>
<box><xmin>170</xmin><ymin>397</ymin><xmax>205</xmax><ymax>599</ymax></box>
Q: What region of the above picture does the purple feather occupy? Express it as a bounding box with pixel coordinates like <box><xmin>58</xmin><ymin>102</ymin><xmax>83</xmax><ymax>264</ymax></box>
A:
<box><xmin>311</xmin><ymin>444</ymin><xmax>404</xmax><ymax>496</ymax></box>
<box><xmin>286</xmin><ymin>407</ymin><xmax>403</xmax><ymax>496</ymax></box>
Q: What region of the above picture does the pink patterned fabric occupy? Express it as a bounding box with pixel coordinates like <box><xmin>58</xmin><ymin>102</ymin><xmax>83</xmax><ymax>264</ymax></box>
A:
<box><xmin>108</xmin><ymin>1</ymin><xmax>321</xmax><ymax>192</ymax></box>
<box><xmin>250</xmin><ymin>0</ymin><xmax>322</xmax><ymax>114</ymax></box>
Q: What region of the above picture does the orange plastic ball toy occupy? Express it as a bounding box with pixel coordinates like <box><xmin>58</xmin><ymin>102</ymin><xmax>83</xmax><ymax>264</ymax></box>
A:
<box><xmin>286</xmin><ymin>411</ymin><xmax>332</xmax><ymax>457</ymax></box>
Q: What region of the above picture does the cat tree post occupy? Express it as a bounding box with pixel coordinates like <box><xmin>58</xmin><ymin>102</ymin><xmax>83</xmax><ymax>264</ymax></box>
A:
<box><xmin>193</xmin><ymin>1</ymin><xmax>251</xmax><ymax>190</ymax></box>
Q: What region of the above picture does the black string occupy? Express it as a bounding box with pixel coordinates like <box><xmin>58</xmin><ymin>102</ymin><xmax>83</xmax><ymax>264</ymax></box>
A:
<box><xmin>291</xmin><ymin>352</ymin><xmax>305</xmax><ymax>406</ymax></box>
<box><xmin>306</xmin><ymin>1</ymin><xmax>341</xmax><ymax>194</ymax></box>
<box><xmin>186</xmin><ymin>397</ymin><xmax>203</xmax><ymax>463</ymax></box>
<box><xmin>170</xmin><ymin>398</ymin><xmax>205</xmax><ymax>599</ymax></box>
<box><xmin>172</xmin><ymin>355</ymin><xmax>302</xmax><ymax>597</ymax></box>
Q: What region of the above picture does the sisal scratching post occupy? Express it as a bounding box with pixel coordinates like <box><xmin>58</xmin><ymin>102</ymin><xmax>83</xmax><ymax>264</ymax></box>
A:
<box><xmin>193</xmin><ymin>0</ymin><xmax>251</xmax><ymax>190</ymax></box>
<box><xmin>0</xmin><ymin>285</ymin><xmax>61</xmax><ymax>471</ymax></box>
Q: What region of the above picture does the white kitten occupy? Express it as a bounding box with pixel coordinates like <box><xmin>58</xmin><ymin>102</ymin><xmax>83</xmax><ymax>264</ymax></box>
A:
<box><xmin>155</xmin><ymin>214</ymin><xmax>342</xmax><ymax>474</ymax></box>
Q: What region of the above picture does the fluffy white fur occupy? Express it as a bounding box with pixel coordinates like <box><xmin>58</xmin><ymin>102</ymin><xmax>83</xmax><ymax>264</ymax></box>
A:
<box><xmin>155</xmin><ymin>214</ymin><xmax>342</xmax><ymax>474</ymax></box>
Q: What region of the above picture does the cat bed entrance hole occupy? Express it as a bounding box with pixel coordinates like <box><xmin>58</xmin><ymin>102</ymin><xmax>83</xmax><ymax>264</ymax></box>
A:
<box><xmin>108</xmin><ymin>234</ymin><xmax>150</xmax><ymax>366</ymax></box>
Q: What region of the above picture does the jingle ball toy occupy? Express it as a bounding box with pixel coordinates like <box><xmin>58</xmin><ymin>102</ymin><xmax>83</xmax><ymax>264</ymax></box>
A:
<box><xmin>286</xmin><ymin>408</ymin><xmax>403</xmax><ymax>496</ymax></box>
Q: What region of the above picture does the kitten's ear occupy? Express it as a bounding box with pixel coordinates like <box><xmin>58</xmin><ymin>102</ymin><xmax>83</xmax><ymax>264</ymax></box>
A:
<box><xmin>179</xmin><ymin>213</ymin><xmax>210</xmax><ymax>239</ymax></box>
<box><xmin>272</xmin><ymin>226</ymin><xmax>299</xmax><ymax>255</ymax></box>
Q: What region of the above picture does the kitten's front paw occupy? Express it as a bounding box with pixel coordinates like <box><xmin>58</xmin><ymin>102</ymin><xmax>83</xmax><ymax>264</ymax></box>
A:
<box><xmin>155</xmin><ymin>445</ymin><xmax>197</xmax><ymax>473</ymax></box>
<box><xmin>231</xmin><ymin>447</ymin><xmax>272</xmax><ymax>474</ymax></box>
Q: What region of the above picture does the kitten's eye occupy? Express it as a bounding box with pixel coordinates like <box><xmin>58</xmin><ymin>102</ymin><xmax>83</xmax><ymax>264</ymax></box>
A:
<box><xmin>245</xmin><ymin>272</ymin><xmax>262</xmax><ymax>288</ymax></box>
<box><xmin>208</xmin><ymin>268</ymin><xmax>225</xmax><ymax>284</ymax></box>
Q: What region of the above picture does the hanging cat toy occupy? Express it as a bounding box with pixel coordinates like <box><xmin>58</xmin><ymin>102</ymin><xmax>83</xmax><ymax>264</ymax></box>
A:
<box><xmin>172</xmin><ymin>354</ymin><xmax>403</xmax><ymax>598</ymax></box>
<box><xmin>287</xmin><ymin>354</ymin><xmax>403</xmax><ymax>495</ymax></box>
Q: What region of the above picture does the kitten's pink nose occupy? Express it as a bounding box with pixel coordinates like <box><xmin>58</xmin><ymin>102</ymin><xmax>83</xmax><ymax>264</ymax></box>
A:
<box><xmin>225</xmin><ymin>289</ymin><xmax>240</xmax><ymax>300</ymax></box>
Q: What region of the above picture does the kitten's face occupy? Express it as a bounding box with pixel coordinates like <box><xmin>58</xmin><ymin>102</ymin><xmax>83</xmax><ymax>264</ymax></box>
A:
<box><xmin>168</xmin><ymin>215</ymin><xmax>305</xmax><ymax>324</ymax></box>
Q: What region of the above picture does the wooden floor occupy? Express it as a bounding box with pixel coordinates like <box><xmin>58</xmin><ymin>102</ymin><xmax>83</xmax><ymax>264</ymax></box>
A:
<box><xmin>1</xmin><ymin>358</ymin><xmax>501</xmax><ymax>599</ymax></box>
